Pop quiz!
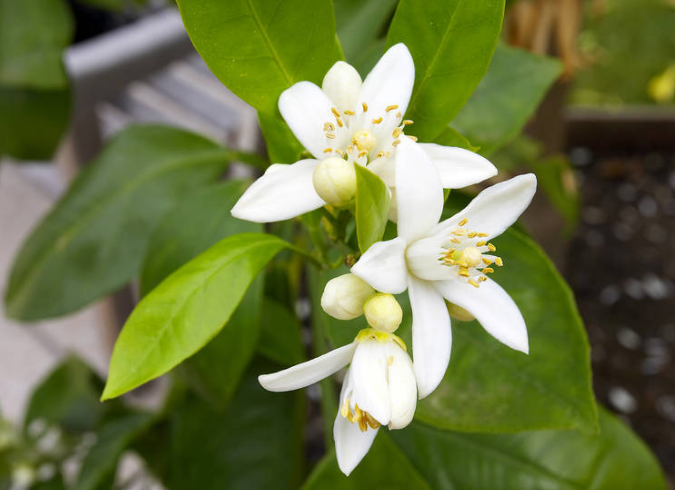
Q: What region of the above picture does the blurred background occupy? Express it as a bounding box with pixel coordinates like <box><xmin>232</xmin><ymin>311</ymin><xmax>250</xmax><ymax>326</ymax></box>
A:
<box><xmin>1</xmin><ymin>0</ymin><xmax>674</xmax><ymax>487</ymax></box>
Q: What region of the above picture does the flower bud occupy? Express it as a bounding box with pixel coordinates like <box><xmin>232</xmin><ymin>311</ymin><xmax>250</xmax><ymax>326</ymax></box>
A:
<box><xmin>312</xmin><ymin>158</ymin><xmax>356</xmax><ymax>207</ymax></box>
<box><xmin>321</xmin><ymin>274</ymin><xmax>374</xmax><ymax>320</ymax></box>
<box><xmin>322</xmin><ymin>61</ymin><xmax>362</xmax><ymax>112</ymax></box>
<box><xmin>363</xmin><ymin>293</ymin><xmax>403</xmax><ymax>333</ymax></box>
<box><xmin>446</xmin><ymin>302</ymin><xmax>475</xmax><ymax>322</ymax></box>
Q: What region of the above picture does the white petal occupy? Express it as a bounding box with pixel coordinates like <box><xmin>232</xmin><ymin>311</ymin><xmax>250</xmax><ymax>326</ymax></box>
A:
<box><xmin>395</xmin><ymin>138</ymin><xmax>444</xmax><ymax>243</ymax></box>
<box><xmin>351</xmin><ymin>237</ymin><xmax>409</xmax><ymax>294</ymax></box>
<box><xmin>435</xmin><ymin>278</ymin><xmax>529</xmax><ymax>353</ymax></box>
<box><xmin>409</xmin><ymin>277</ymin><xmax>452</xmax><ymax>399</ymax></box>
<box><xmin>350</xmin><ymin>340</ymin><xmax>391</xmax><ymax>426</ymax></box>
<box><xmin>258</xmin><ymin>342</ymin><xmax>357</xmax><ymax>392</ymax></box>
<box><xmin>322</xmin><ymin>61</ymin><xmax>363</xmax><ymax>113</ymax></box>
<box><xmin>432</xmin><ymin>174</ymin><xmax>537</xmax><ymax>239</ymax></box>
<box><xmin>419</xmin><ymin>143</ymin><xmax>498</xmax><ymax>189</ymax></box>
<box><xmin>358</xmin><ymin>43</ymin><xmax>415</xmax><ymax>118</ymax></box>
<box><xmin>405</xmin><ymin>235</ymin><xmax>455</xmax><ymax>281</ymax></box>
<box><xmin>385</xmin><ymin>342</ymin><xmax>417</xmax><ymax>429</ymax></box>
<box><xmin>231</xmin><ymin>159</ymin><xmax>325</xmax><ymax>223</ymax></box>
<box><xmin>279</xmin><ymin>82</ymin><xmax>336</xmax><ymax>159</ymax></box>
<box><xmin>365</xmin><ymin>156</ymin><xmax>395</xmax><ymax>188</ymax></box>
<box><xmin>334</xmin><ymin>405</ymin><xmax>379</xmax><ymax>476</ymax></box>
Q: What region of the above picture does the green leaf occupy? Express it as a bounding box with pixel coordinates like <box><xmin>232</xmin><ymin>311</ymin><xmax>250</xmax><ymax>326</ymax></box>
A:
<box><xmin>0</xmin><ymin>86</ymin><xmax>70</xmax><ymax>160</ymax></box>
<box><xmin>73</xmin><ymin>412</ymin><xmax>154</xmax><ymax>490</ymax></box>
<box><xmin>386</xmin><ymin>0</ymin><xmax>504</xmax><ymax>141</ymax></box>
<box><xmin>392</xmin><ymin>409</ymin><xmax>667</xmax><ymax>490</ymax></box>
<box><xmin>166</xmin><ymin>360</ymin><xmax>305</xmax><ymax>490</ymax></box>
<box><xmin>183</xmin><ymin>277</ymin><xmax>264</xmax><ymax>407</ymax></box>
<box><xmin>177</xmin><ymin>0</ymin><xmax>342</xmax><ymax>114</ymax></box>
<box><xmin>5</xmin><ymin>125</ymin><xmax>231</xmax><ymax>321</ymax></box>
<box><xmin>0</xmin><ymin>0</ymin><xmax>73</xmax><ymax>89</ymax></box>
<box><xmin>140</xmin><ymin>180</ymin><xmax>260</xmax><ymax>296</ymax></box>
<box><xmin>102</xmin><ymin>233</ymin><xmax>289</xmax><ymax>400</ymax></box>
<box><xmin>433</xmin><ymin>125</ymin><xmax>479</xmax><ymax>152</ymax></box>
<box><xmin>355</xmin><ymin>164</ymin><xmax>391</xmax><ymax>253</ymax></box>
<box><xmin>415</xmin><ymin>206</ymin><xmax>597</xmax><ymax>432</ymax></box>
<box><xmin>301</xmin><ymin>435</ymin><xmax>431</xmax><ymax>489</ymax></box>
<box><xmin>335</xmin><ymin>0</ymin><xmax>399</xmax><ymax>65</ymax></box>
<box><xmin>258</xmin><ymin>111</ymin><xmax>305</xmax><ymax>164</ymax></box>
<box><xmin>453</xmin><ymin>44</ymin><xmax>563</xmax><ymax>156</ymax></box>
<box><xmin>24</xmin><ymin>357</ymin><xmax>106</xmax><ymax>434</ymax></box>
<box><xmin>257</xmin><ymin>297</ymin><xmax>306</xmax><ymax>366</ymax></box>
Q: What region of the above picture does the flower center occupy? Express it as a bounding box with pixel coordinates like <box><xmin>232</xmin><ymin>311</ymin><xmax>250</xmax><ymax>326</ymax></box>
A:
<box><xmin>321</xmin><ymin>102</ymin><xmax>416</xmax><ymax>165</ymax></box>
<box><xmin>440</xmin><ymin>218</ymin><xmax>504</xmax><ymax>288</ymax></box>
<box><xmin>352</xmin><ymin>130</ymin><xmax>376</xmax><ymax>152</ymax></box>
<box><xmin>340</xmin><ymin>399</ymin><xmax>381</xmax><ymax>432</ymax></box>
<box><xmin>356</xmin><ymin>328</ymin><xmax>407</xmax><ymax>351</ymax></box>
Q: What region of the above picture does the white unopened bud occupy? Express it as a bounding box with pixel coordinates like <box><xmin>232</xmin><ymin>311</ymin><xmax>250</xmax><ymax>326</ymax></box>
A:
<box><xmin>313</xmin><ymin>158</ymin><xmax>356</xmax><ymax>207</ymax></box>
<box><xmin>446</xmin><ymin>302</ymin><xmax>475</xmax><ymax>322</ymax></box>
<box><xmin>322</xmin><ymin>61</ymin><xmax>362</xmax><ymax>112</ymax></box>
<box><xmin>321</xmin><ymin>274</ymin><xmax>374</xmax><ymax>320</ymax></box>
<box><xmin>363</xmin><ymin>293</ymin><xmax>402</xmax><ymax>333</ymax></box>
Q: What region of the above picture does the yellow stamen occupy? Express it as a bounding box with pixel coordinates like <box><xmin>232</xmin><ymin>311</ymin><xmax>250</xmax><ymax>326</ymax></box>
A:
<box><xmin>407</xmin><ymin>135</ymin><xmax>418</xmax><ymax>141</ymax></box>
<box><xmin>376</xmin><ymin>151</ymin><xmax>385</xmax><ymax>158</ymax></box>
<box><xmin>323</xmin><ymin>148</ymin><xmax>333</xmax><ymax>153</ymax></box>
<box><xmin>392</xmin><ymin>139</ymin><xmax>401</xmax><ymax>146</ymax></box>
<box><xmin>403</xmin><ymin>119</ymin><xmax>414</xmax><ymax>125</ymax></box>
<box><xmin>478</xmin><ymin>276</ymin><xmax>487</xmax><ymax>282</ymax></box>
<box><xmin>482</xmin><ymin>258</ymin><xmax>493</xmax><ymax>265</ymax></box>
<box><xmin>453</xmin><ymin>229</ymin><xmax>467</xmax><ymax>236</ymax></box>
<box><xmin>469</xmin><ymin>279</ymin><xmax>480</xmax><ymax>288</ymax></box>
<box><xmin>372</xmin><ymin>117</ymin><xmax>383</xmax><ymax>124</ymax></box>
<box><xmin>476</xmin><ymin>241</ymin><xmax>486</xmax><ymax>247</ymax></box>
<box><xmin>362</xmin><ymin>102</ymin><xmax>368</xmax><ymax>112</ymax></box>
<box><xmin>392</xmin><ymin>127</ymin><xmax>403</xmax><ymax>138</ymax></box>
<box><xmin>483</xmin><ymin>267</ymin><xmax>494</xmax><ymax>274</ymax></box>
<box><xmin>344</xmin><ymin>109</ymin><xmax>355</xmax><ymax>115</ymax></box>
<box><xmin>450</xmin><ymin>237</ymin><xmax>461</xmax><ymax>244</ymax></box>
<box><xmin>358</xmin><ymin>150</ymin><xmax>368</xmax><ymax>158</ymax></box>
<box><xmin>458</xmin><ymin>218</ymin><xmax>468</xmax><ymax>226</ymax></box>
<box><xmin>326</xmin><ymin>133</ymin><xmax>335</xmax><ymax>139</ymax></box>
<box><xmin>385</xmin><ymin>104</ymin><xmax>399</xmax><ymax>112</ymax></box>
<box><xmin>487</xmin><ymin>243</ymin><xmax>496</xmax><ymax>252</ymax></box>
<box><xmin>495</xmin><ymin>257</ymin><xmax>503</xmax><ymax>267</ymax></box>
<box><xmin>458</xmin><ymin>269</ymin><xmax>470</xmax><ymax>277</ymax></box>
<box><xmin>477</xmin><ymin>232</ymin><xmax>488</xmax><ymax>237</ymax></box>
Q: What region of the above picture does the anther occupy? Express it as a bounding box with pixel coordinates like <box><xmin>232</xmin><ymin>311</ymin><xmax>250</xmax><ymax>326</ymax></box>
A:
<box><xmin>495</xmin><ymin>257</ymin><xmax>504</xmax><ymax>267</ymax></box>
<box><xmin>482</xmin><ymin>258</ymin><xmax>493</xmax><ymax>265</ymax></box>
<box><xmin>326</xmin><ymin>133</ymin><xmax>335</xmax><ymax>139</ymax></box>
<box><xmin>407</xmin><ymin>135</ymin><xmax>418</xmax><ymax>141</ymax></box>
<box><xmin>483</xmin><ymin>267</ymin><xmax>494</xmax><ymax>274</ymax></box>
<box><xmin>478</xmin><ymin>276</ymin><xmax>487</xmax><ymax>282</ymax></box>
<box><xmin>395</xmin><ymin>112</ymin><xmax>402</xmax><ymax>118</ymax></box>
<box><xmin>476</xmin><ymin>241</ymin><xmax>486</xmax><ymax>247</ymax></box>
<box><xmin>392</xmin><ymin>128</ymin><xmax>402</xmax><ymax>138</ymax></box>
<box><xmin>469</xmin><ymin>279</ymin><xmax>480</xmax><ymax>288</ymax></box>
<box><xmin>392</xmin><ymin>139</ymin><xmax>401</xmax><ymax>147</ymax></box>
<box><xmin>403</xmin><ymin>120</ymin><xmax>414</xmax><ymax>125</ymax></box>
<box><xmin>358</xmin><ymin>150</ymin><xmax>368</xmax><ymax>158</ymax></box>
<box><xmin>323</xmin><ymin>122</ymin><xmax>335</xmax><ymax>131</ymax></box>
<box><xmin>372</xmin><ymin>117</ymin><xmax>383</xmax><ymax>124</ymax></box>
<box><xmin>376</xmin><ymin>151</ymin><xmax>385</xmax><ymax>158</ymax></box>
<box><xmin>458</xmin><ymin>218</ymin><xmax>468</xmax><ymax>226</ymax></box>
<box><xmin>344</xmin><ymin>109</ymin><xmax>355</xmax><ymax>115</ymax></box>
<box><xmin>450</xmin><ymin>237</ymin><xmax>461</xmax><ymax>244</ymax></box>
<box><xmin>331</xmin><ymin>107</ymin><xmax>340</xmax><ymax>118</ymax></box>
<box><xmin>487</xmin><ymin>243</ymin><xmax>496</xmax><ymax>252</ymax></box>
<box><xmin>362</xmin><ymin>102</ymin><xmax>368</xmax><ymax>112</ymax></box>
<box><xmin>385</xmin><ymin>104</ymin><xmax>399</xmax><ymax>112</ymax></box>
<box><xmin>323</xmin><ymin>148</ymin><xmax>333</xmax><ymax>153</ymax></box>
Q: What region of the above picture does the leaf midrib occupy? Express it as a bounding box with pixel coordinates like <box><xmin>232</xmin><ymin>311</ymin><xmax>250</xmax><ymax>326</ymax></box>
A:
<box><xmin>245</xmin><ymin>0</ymin><xmax>293</xmax><ymax>85</ymax></box>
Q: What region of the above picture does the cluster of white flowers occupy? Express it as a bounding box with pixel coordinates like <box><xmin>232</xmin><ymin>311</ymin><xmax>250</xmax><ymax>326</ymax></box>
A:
<box><xmin>232</xmin><ymin>44</ymin><xmax>537</xmax><ymax>476</ymax></box>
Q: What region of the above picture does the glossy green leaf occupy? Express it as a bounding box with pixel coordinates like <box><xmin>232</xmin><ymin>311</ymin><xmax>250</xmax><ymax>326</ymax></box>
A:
<box><xmin>24</xmin><ymin>357</ymin><xmax>106</xmax><ymax>434</ymax></box>
<box><xmin>0</xmin><ymin>86</ymin><xmax>70</xmax><ymax>160</ymax></box>
<box><xmin>167</xmin><ymin>361</ymin><xmax>305</xmax><ymax>490</ymax></box>
<box><xmin>102</xmin><ymin>233</ymin><xmax>288</xmax><ymax>400</ymax></box>
<box><xmin>183</xmin><ymin>277</ymin><xmax>263</xmax><ymax>407</ymax></box>
<box><xmin>257</xmin><ymin>297</ymin><xmax>306</xmax><ymax>366</ymax></box>
<box><xmin>0</xmin><ymin>0</ymin><xmax>73</xmax><ymax>89</ymax></box>
<box><xmin>5</xmin><ymin>125</ymin><xmax>231</xmax><ymax>321</ymax></box>
<box><xmin>140</xmin><ymin>180</ymin><xmax>260</xmax><ymax>296</ymax></box>
<box><xmin>433</xmin><ymin>125</ymin><xmax>479</xmax><ymax>152</ymax></box>
<box><xmin>355</xmin><ymin>164</ymin><xmax>391</xmax><ymax>253</ymax></box>
<box><xmin>335</xmin><ymin>0</ymin><xmax>398</xmax><ymax>65</ymax></box>
<box><xmin>73</xmin><ymin>413</ymin><xmax>154</xmax><ymax>490</ymax></box>
<box><xmin>453</xmin><ymin>44</ymin><xmax>562</xmax><ymax>156</ymax></box>
<box><xmin>386</xmin><ymin>0</ymin><xmax>504</xmax><ymax>140</ymax></box>
<box><xmin>416</xmin><ymin>209</ymin><xmax>597</xmax><ymax>432</ymax></box>
<box><xmin>392</xmin><ymin>409</ymin><xmax>667</xmax><ymax>490</ymax></box>
<box><xmin>177</xmin><ymin>0</ymin><xmax>342</xmax><ymax>115</ymax></box>
<box><xmin>301</xmin><ymin>434</ymin><xmax>431</xmax><ymax>489</ymax></box>
<box><xmin>258</xmin><ymin>111</ymin><xmax>305</xmax><ymax>164</ymax></box>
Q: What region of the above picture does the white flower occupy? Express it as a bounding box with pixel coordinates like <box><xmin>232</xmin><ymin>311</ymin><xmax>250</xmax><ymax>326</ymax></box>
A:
<box><xmin>351</xmin><ymin>137</ymin><xmax>537</xmax><ymax>399</ymax></box>
<box><xmin>259</xmin><ymin>329</ymin><xmax>416</xmax><ymax>476</ymax></box>
<box><xmin>231</xmin><ymin>44</ymin><xmax>497</xmax><ymax>223</ymax></box>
